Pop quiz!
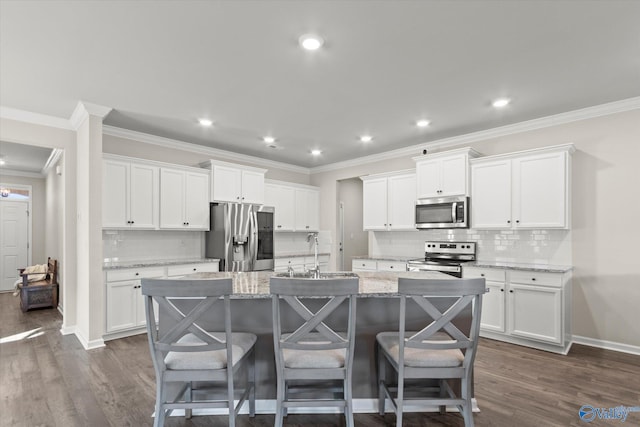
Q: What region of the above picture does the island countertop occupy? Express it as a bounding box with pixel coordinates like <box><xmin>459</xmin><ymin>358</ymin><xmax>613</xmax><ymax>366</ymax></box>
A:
<box><xmin>185</xmin><ymin>270</ymin><xmax>451</xmax><ymax>298</ymax></box>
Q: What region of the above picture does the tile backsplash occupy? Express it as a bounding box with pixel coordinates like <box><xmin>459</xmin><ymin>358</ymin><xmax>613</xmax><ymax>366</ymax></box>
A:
<box><xmin>275</xmin><ymin>231</ymin><xmax>332</xmax><ymax>255</ymax></box>
<box><xmin>370</xmin><ymin>229</ymin><xmax>571</xmax><ymax>265</ymax></box>
<box><xmin>103</xmin><ymin>230</ymin><xmax>204</xmax><ymax>263</ymax></box>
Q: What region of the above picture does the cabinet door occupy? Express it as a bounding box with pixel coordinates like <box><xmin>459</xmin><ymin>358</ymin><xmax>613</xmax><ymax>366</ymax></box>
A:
<box><xmin>388</xmin><ymin>174</ymin><xmax>416</xmax><ymax>230</ymax></box>
<box><xmin>266</xmin><ymin>184</ymin><xmax>295</xmax><ymax>231</ymax></box>
<box><xmin>480</xmin><ymin>281</ymin><xmax>506</xmax><ymax>332</ymax></box>
<box><xmin>416</xmin><ymin>159</ymin><xmax>441</xmax><ymax>198</ymax></box>
<box><xmin>103</xmin><ymin>160</ymin><xmax>129</xmax><ymax>228</ymax></box>
<box><xmin>160</xmin><ymin>168</ymin><xmax>186</xmax><ymax>228</ymax></box>
<box><xmin>441</xmin><ymin>155</ymin><xmax>467</xmax><ymax>196</ymax></box>
<box><xmin>513</xmin><ymin>152</ymin><xmax>567</xmax><ymax>228</ymax></box>
<box><xmin>106</xmin><ymin>280</ymin><xmax>137</xmax><ymax>332</ymax></box>
<box><xmin>508</xmin><ymin>283</ymin><xmax>562</xmax><ymax>344</ymax></box>
<box><xmin>294</xmin><ymin>189</ymin><xmax>314</xmax><ymax>231</ymax></box>
<box><xmin>306</xmin><ymin>189</ymin><xmax>320</xmax><ymax>231</ymax></box>
<box><xmin>129</xmin><ymin>163</ymin><xmax>158</xmax><ymax>229</ymax></box>
<box><xmin>362</xmin><ymin>178</ymin><xmax>388</xmax><ymax>230</ymax></box>
<box><xmin>241</xmin><ymin>170</ymin><xmax>265</xmax><ymax>204</ymax></box>
<box><xmin>184</xmin><ymin>172</ymin><xmax>210</xmax><ymax>230</ymax></box>
<box><xmin>471</xmin><ymin>160</ymin><xmax>512</xmax><ymax>229</ymax></box>
<box><xmin>212</xmin><ymin>165</ymin><xmax>242</xmax><ymax>202</ymax></box>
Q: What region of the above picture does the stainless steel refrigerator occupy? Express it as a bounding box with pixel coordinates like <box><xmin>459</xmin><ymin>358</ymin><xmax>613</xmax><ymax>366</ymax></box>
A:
<box><xmin>205</xmin><ymin>202</ymin><xmax>275</xmax><ymax>271</ymax></box>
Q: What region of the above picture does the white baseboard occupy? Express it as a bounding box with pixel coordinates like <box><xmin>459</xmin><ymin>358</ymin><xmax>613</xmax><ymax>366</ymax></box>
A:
<box><xmin>166</xmin><ymin>398</ymin><xmax>479</xmax><ymax>416</ymax></box>
<box><xmin>73</xmin><ymin>329</ymin><xmax>106</xmax><ymax>350</ymax></box>
<box><xmin>60</xmin><ymin>324</ymin><xmax>76</xmax><ymax>335</ymax></box>
<box><xmin>572</xmin><ymin>335</ymin><xmax>640</xmax><ymax>356</ymax></box>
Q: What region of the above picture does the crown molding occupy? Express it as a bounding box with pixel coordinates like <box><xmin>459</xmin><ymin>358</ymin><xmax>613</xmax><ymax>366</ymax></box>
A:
<box><xmin>0</xmin><ymin>168</ymin><xmax>44</xmax><ymax>178</ymax></box>
<box><xmin>0</xmin><ymin>106</ymin><xmax>74</xmax><ymax>130</ymax></box>
<box><xmin>311</xmin><ymin>96</ymin><xmax>640</xmax><ymax>174</ymax></box>
<box><xmin>103</xmin><ymin>125</ymin><xmax>311</xmax><ymax>175</ymax></box>
<box><xmin>42</xmin><ymin>148</ymin><xmax>64</xmax><ymax>175</ymax></box>
<box><xmin>69</xmin><ymin>101</ymin><xmax>112</xmax><ymax>130</ymax></box>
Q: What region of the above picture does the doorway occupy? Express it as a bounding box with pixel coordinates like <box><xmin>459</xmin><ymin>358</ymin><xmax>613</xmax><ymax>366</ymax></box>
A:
<box><xmin>337</xmin><ymin>178</ymin><xmax>368</xmax><ymax>271</ymax></box>
<box><xmin>0</xmin><ymin>199</ymin><xmax>30</xmax><ymax>291</ymax></box>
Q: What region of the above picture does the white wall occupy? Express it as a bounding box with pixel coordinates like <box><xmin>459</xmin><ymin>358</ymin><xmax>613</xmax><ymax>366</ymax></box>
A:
<box><xmin>312</xmin><ymin>109</ymin><xmax>640</xmax><ymax>348</ymax></box>
<box><xmin>45</xmin><ymin>155</ymin><xmax>65</xmax><ymax>309</ymax></box>
<box><xmin>337</xmin><ymin>178</ymin><xmax>368</xmax><ymax>270</ymax></box>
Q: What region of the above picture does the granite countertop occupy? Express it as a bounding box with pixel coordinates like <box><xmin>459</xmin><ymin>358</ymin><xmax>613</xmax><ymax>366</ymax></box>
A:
<box><xmin>352</xmin><ymin>255</ymin><xmax>413</xmax><ymax>262</ymax></box>
<box><xmin>185</xmin><ymin>270</ymin><xmax>451</xmax><ymax>298</ymax></box>
<box><xmin>467</xmin><ymin>261</ymin><xmax>573</xmax><ymax>273</ymax></box>
<box><xmin>103</xmin><ymin>258</ymin><xmax>220</xmax><ymax>270</ymax></box>
<box><xmin>275</xmin><ymin>252</ymin><xmax>331</xmax><ymax>259</ymax></box>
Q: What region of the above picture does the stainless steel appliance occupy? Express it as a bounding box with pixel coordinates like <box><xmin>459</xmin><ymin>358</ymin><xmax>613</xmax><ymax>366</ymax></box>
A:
<box><xmin>415</xmin><ymin>195</ymin><xmax>469</xmax><ymax>229</ymax></box>
<box><xmin>407</xmin><ymin>241</ymin><xmax>476</xmax><ymax>278</ymax></box>
<box><xmin>205</xmin><ymin>203</ymin><xmax>274</xmax><ymax>271</ymax></box>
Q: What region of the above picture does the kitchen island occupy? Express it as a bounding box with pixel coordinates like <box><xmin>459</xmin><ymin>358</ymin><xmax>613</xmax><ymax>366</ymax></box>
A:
<box><xmin>159</xmin><ymin>270</ymin><xmax>470</xmax><ymax>414</ymax></box>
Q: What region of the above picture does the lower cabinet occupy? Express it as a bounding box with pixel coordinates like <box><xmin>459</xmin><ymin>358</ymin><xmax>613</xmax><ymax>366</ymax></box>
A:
<box><xmin>105</xmin><ymin>262</ymin><xmax>220</xmax><ymax>339</ymax></box>
<box><xmin>351</xmin><ymin>259</ymin><xmax>407</xmax><ymax>272</ymax></box>
<box><xmin>463</xmin><ymin>266</ymin><xmax>571</xmax><ymax>354</ymax></box>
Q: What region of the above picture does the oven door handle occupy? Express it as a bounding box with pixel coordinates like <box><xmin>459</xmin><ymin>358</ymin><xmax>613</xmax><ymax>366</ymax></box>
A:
<box><xmin>451</xmin><ymin>202</ymin><xmax>457</xmax><ymax>223</ymax></box>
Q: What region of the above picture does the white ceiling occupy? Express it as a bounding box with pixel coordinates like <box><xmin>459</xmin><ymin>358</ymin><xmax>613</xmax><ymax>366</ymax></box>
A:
<box><xmin>0</xmin><ymin>141</ymin><xmax>53</xmax><ymax>174</ymax></box>
<box><xmin>1</xmin><ymin>1</ymin><xmax>639</xmax><ymax>168</ymax></box>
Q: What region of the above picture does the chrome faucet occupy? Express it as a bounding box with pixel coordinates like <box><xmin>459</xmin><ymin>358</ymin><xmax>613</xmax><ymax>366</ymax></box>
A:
<box><xmin>307</xmin><ymin>232</ymin><xmax>320</xmax><ymax>278</ymax></box>
<box><xmin>287</xmin><ymin>262</ymin><xmax>295</xmax><ymax>278</ymax></box>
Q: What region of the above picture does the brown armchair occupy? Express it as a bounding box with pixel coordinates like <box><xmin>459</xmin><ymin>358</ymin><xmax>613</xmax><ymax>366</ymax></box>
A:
<box><xmin>18</xmin><ymin>258</ymin><xmax>58</xmax><ymax>312</ymax></box>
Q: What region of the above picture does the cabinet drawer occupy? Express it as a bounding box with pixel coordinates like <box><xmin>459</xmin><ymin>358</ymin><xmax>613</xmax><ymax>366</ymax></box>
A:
<box><xmin>464</xmin><ymin>267</ymin><xmax>505</xmax><ymax>282</ymax></box>
<box><xmin>377</xmin><ymin>261</ymin><xmax>407</xmax><ymax>272</ymax></box>
<box><xmin>275</xmin><ymin>257</ymin><xmax>305</xmax><ymax>268</ymax></box>
<box><xmin>510</xmin><ymin>270</ymin><xmax>562</xmax><ymax>287</ymax></box>
<box><xmin>167</xmin><ymin>263</ymin><xmax>220</xmax><ymax>277</ymax></box>
<box><xmin>352</xmin><ymin>259</ymin><xmax>377</xmax><ymax>271</ymax></box>
<box><xmin>106</xmin><ymin>267</ymin><xmax>165</xmax><ymax>282</ymax></box>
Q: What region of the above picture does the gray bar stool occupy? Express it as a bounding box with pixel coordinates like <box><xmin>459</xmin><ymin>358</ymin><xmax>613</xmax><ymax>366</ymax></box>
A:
<box><xmin>376</xmin><ymin>277</ymin><xmax>486</xmax><ymax>426</ymax></box>
<box><xmin>141</xmin><ymin>278</ymin><xmax>256</xmax><ymax>427</ymax></box>
<box><xmin>270</xmin><ymin>276</ymin><xmax>359</xmax><ymax>427</ymax></box>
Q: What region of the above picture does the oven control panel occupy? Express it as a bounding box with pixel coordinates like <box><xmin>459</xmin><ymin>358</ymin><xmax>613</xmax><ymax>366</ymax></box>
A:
<box><xmin>425</xmin><ymin>241</ymin><xmax>476</xmax><ymax>255</ymax></box>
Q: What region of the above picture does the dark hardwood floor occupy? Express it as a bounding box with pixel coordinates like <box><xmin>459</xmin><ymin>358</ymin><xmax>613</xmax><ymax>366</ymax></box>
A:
<box><xmin>1</xmin><ymin>292</ymin><xmax>638</xmax><ymax>427</ymax></box>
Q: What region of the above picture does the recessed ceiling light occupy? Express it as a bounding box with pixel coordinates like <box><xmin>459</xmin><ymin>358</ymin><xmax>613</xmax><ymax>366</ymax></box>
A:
<box><xmin>299</xmin><ymin>34</ymin><xmax>324</xmax><ymax>51</ymax></box>
<box><xmin>0</xmin><ymin>159</ymin><xmax>5</xmax><ymax>166</ymax></box>
<box><xmin>311</xmin><ymin>149</ymin><xmax>322</xmax><ymax>156</ymax></box>
<box><xmin>198</xmin><ymin>118</ymin><xmax>213</xmax><ymax>127</ymax></box>
<box><xmin>416</xmin><ymin>119</ymin><xmax>431</xmax><ymax>128</ymax></box>
<box><xmin>263</xmin><ymin>136</ymin><xmax>276</xmax><ymax>144</ymax></box>
<box><xmin>492</xmin><ymin>98</ymin><xmax>511</xmax><ymax>108</ymax></box>
<box><xmin>360</xmin><ymin>135</ymin><xmax>373</xmax><ymax>143</ymax></box>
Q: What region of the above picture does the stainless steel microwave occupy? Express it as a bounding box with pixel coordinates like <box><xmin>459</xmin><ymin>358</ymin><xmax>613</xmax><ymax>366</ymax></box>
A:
<box><xmin>415</xmin><ymin>196</ymin><xmax>469</xmax><ymax>229</ymax></box>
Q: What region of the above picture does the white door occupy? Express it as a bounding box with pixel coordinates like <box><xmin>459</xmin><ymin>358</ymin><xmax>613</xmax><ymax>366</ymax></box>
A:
<box><xmin>103</xmin><ymin>159</ymin><xmax>129</xmax><ymax>228</ymax></box>
<box><xmin>184</xmin><ymin>172</ymin><xmax>210</xmax><ymax>230</ymax></box>
<box><xmin>388</xmin><ymin>173</ymin><xmax>416</xmax><ymax>230</ymax></box>
<box><xmin>0</xmin><ymin>201</ymin><xmax>29</xmax><ymax>291</ymax></box>
<box><xmin>129</xmin><ymin>163</ymin><xmax>158</xmax><ymax>229</ymax></box>
<box><xmin>306</xmin><ymin>189</ymin><xmax>320</xmax><ymax>231</ymax></box>
<box><xmin>160</xmin><ymin>168</ymin><xmax>186</xmax><ymax>228</ymax></box>
<box><xmin>508</xmin><ymin>283</ymin><xmax>562</xmax><ymax>344</ymax></box>
<box><xmin>240</xmin><ymin>170</ymin><xmax>265</xmax><ymax>204</ymax></box>
<box><xmin>471</xmin><ymin>160</ymin><xmax>512</xmax><ymax>229</ymax></box>
<box><xmin>212</xmin><ymin>165</ymin><xmax>242</xmax><ymax>202</ymax></box>
<box><xmin>416</xmin><ymin>159</ymin><xmax>441</xmax><ymax>198</ymax></box>
<box><xmin>441</xmin><ymin>155</ymin><xmax>467</xmax><ymax>196</ymax></box>
<box><xmin>480</xmin><ymin>281</ymin><xmax>506</xmax><ymax>332</ymax></box>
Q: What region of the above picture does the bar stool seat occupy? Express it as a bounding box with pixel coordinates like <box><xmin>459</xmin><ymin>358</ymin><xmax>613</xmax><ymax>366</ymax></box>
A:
<box><xmin>376</xmin><ymin>331</ymin><xmax>464</xmax><ymax>368</ymax></box>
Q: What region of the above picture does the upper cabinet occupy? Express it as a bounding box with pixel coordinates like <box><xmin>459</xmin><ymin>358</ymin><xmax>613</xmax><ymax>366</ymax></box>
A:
<box><xmin>413</xmin><ymin>147</ymin><xmax>480</xmax><ymax>198</ymax></box>
<box><xmin>265</xmin><ymin>180</ymin><xmax>320</xmax><ymax>232</ymax></box>
<box><xmin>103</xmin><ymin>157</ymin><xmax>159</xmax><ymax>229</ymax></box>
<box><xmin>470</xmin><ymin>144</ymin><xmax>574</xmax><ymax>229</ymax></box>
<box><xmin>159</xmin><ymin>167</ymin><xmax>210</xmax><ymax>230</ymax></box>
<box><xmin>362</xmin><ymin>171</ymin><xmax>416</xmax><ymax>231</ymax></box>
<box><xmin>203</xmin><ymin>160</ymin><xmax>267</xmax><ymax>204</ymax></box>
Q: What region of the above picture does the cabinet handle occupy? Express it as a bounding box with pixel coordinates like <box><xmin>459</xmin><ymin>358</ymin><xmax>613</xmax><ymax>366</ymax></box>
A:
<box><xmin>135</xmin><ymin>273</ymin><xmax>139</xmax><ymax>276</ymax></box>
<box><xmin>516</xmin><ymin>220</ymin><xmax>520</xmax><ymax>224</ymax></box>
<box><xmin>507</xmin><ymin>220</ymin><xmax>511</xmax><ymax>224</ymax></box>
<box><xmin>390</xmin><ymin>266</ymin><xmax>394</xmax><ymax>269</ymax></box>
<box><xmin>531</xmin><ymin>277</ymin><xmax>536</xmax><ymax>281</ymax></box>
<box><xmin>500</xmin><ymin>289</ymin><xmax>504</xmax><ymax>292</ymax></box>
<box><xmin>480</xmin><ymin>273</ymin><xmax>485</xmax><ymax>277</ymax></box>
<box><xmin>237</xmin><ymin>196</ymin><xmax>240</xmax><ymax>200</ymax></box>
<box><xmin>509</xmin><ymin>290</ymin><xmax>514</xmax><ymax>293</ymax></box>
<box><xmin>306</xmin><ymin>226</ymin><xmax>309</xmax><ymax>229</ymax></box>
<box><xmin>242</xmin><ymin>197</ymin><xmax>245</xmax><ymax>200</ymax></box>
<box><xmin>389</xmin><ymin>223</ymin><xmax>392</xmax><ymax>227</ymax></box>
<box><xmin>277</xmin><ymin>225</ymin><xmax>282</xmax><ymax>228</ymax></box>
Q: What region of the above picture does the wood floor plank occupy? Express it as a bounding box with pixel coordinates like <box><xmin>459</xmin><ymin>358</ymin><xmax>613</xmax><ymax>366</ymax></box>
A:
<box><xmin>1</xmin><ymin>292</ymin><xmax>639</xmax><ymax>427</ymax></box>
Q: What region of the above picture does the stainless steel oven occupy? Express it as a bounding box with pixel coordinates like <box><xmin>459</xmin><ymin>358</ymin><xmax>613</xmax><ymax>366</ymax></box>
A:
<box><xmin>415</xmin><ymin>196</ymin><xmax>469</xmax><ymax>229</ymax></box>
<box><xmin>407</xmin><ymin>241</ymin><xmax>476</xmax><ymax>278</ymax></box>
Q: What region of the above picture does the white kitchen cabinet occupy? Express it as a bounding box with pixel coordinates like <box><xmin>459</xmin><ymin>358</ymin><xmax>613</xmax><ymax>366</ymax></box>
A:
<box><xmin>413</xmin><ymin>147</ymin><xmax>480</xmax><ymax>199</ymax></box>
<box><xmin>166</xmin><ymin>262</ymin><xmax>220</xmax><ymax>278</ymax></box>
<box><xmin>295</xmin><ymin>188</ymin><xmax>320</xmax><ymax>232</ymax></box>
<box><xmin>463</xmin><ymin>265</ymin><xmax>571</xmax><ymax>354</ymax></box>
<box><xmin>351</xmin><ymin>259</ymin><xmax>407</xmax><ymax>272</ymax></box>
<box><xmin>265</xmin><ymin>180</ymin><xmax>320</xmax><ymax>232</ymax></box>
<box><xmin>105</xmin><ymin>267</ymin><xmax>164</xmax><ymax>334</ymax></box>
<box><xmin>265</xmin><ymin>183</ymin><xmax>295</xmax><ymax>231</ymax></box>
<box><xmin>470</xmin><ymin>144</ymin><xmax>573</xmax><ymax>229</ymax></box>
<box><xmin>160</xmin><ymin>168</ymin><xmax>210</xmax><ymax>230</ymax></box>
<box><xmin>103</xmin><ymin>158</ymin><xmax>159</xmax><ymax>229</ymax></box>
<box><xmin>205</xmin><ymin>160</ymin><xmax>266</xmax><ymax>204</ymax></box>
<box><xmin>362</xmin><ymin>171</ymin><xmax>416</xmax><ymax>231</ymax></box>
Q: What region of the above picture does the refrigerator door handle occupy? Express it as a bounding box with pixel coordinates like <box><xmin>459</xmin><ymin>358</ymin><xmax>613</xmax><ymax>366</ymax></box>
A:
<box><xmin>249</xmin><ymin>208</ymin><xmax>258</xmax><ymax>271</ymax></box>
